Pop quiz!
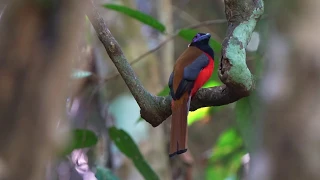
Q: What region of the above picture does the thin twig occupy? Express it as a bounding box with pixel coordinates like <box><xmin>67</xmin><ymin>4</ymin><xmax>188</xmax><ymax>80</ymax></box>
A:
<box><xmin>103</xmin><ymin>19</ymin><xmax>227</xmax><ymax>81</ymax></box>
<box><xmin>185</xmin><ymin>19</ymin><xmax>227</xmax><ymax>29</ymax></box>
<box><xmin>173</xmin><ymin>5</ymin><xmax>223</xmax><ymax>41</ymax></box>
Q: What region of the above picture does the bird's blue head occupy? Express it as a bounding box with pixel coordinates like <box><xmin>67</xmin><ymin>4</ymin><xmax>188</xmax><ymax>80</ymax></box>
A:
<box><xmin>189</xmin><ymin>33</ymin><xmax>214</xmax><ymax>59</ymax></box>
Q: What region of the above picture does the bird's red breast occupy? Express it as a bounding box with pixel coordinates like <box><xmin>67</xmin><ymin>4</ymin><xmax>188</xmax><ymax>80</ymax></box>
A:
<box><xmin>190</xmin><ymin>53</ymin><xmax>214</xmax><ymax>97</ymax></box>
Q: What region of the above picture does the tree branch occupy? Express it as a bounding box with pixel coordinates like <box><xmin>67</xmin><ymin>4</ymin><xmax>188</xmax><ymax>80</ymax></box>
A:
<box><xmin>220</xmin><ymin>0</ymin><xmax>264</xmax><ymax>93</ymax></box>
<box><xmin>103</xmin><ymin>19</ymin><xmax>228</xmax><ymax>81</ymax></box>
<box><xmin>87</xmin><ymin>0</ymin><xmax>264</xmax><ymax>127</ymax></box>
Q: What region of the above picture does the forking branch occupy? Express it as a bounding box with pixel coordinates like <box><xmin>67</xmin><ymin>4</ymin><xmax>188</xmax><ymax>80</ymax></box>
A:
<box><xmin>104</xmin><ymin>19</ymin><xmax>228</xmax><ymax>82</ymax></box>
<box><xmin>87</xmin><ymin>0</ymin><xmax>264</xmax><ymax>127</ymax></box>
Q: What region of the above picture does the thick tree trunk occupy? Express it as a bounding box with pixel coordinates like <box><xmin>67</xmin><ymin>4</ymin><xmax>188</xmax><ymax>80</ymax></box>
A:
<box><xmin>0</xmin><ymin>0</ymin><xmax>86</xmax><ymax>179</ymax></box>
<box><xmin>249</xmin><ymin>0</ymin><xmax>320</xmax><ymax>180</ymax></box>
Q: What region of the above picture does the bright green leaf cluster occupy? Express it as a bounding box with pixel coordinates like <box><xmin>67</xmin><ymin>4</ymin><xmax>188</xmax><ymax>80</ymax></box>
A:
<box><xmin>206</xmin><ymin>128</ymin><xmax>246</xmax><ymax>180</ymax></box>
<box><xmin>108</xmin><ymin>127</ymin><xmax>159</xmax><ymax>180</ymax></box>
<box><xmin>211</xmin><ymin>129</ymin><xmax>243</xmax><ymax>160</ymax></box>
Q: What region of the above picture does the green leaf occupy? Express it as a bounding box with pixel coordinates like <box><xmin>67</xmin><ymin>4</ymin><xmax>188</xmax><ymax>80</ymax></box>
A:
<box><xmin>211</xmin><ymin>128</ymin><xmax>243</xmax><ymax>161</ymax></box>
<box><xmin>103</xmin><ymin>4</ymin><xmax>166</xmax><ymax>32</ymax></box>
<box><xmin>187</xmin><ymin>79</ymin><xmax>221</xmax><ymax>125</ymax></box>
<box><xmin>188</xmin><ymin>107</ymin><xmax>211</xmax><ymax>125</ymax></box>
<box><xmin>157</xmin><ymin>86</ymin><xmax>170</xmax><ymax>97</ymax></box>
<box><xmin>203</xmin><ymin>79</ymin><xmax>222</xmax><ymax>88</ymax></box>
<box><xmin>206</xmin><ymin>128</ymin><xmax>246</xmax><ymax>180</ymax></box>
<box><xmin>178</xmin><ymin>29</ymin><xmax>222</xmax><ymax>52</ymax></box>
<box><xmin>62</xmin><ymin>129</ymin><xmax>98</xmax><ymax>155</ymax></box>
<box><xmin>95</xmin><ymin>166</ymin><xmax>119</xmax><ymax>180</ymax></box>
<box><xmin>108</xmin><ymin>127</ymin><xmax>159</xmax><ymax>180</ymax></box>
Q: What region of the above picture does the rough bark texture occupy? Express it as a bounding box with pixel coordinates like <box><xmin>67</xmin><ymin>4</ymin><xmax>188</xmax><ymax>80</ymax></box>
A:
<box><xmin>0</xmin><ymin>0</ymin><xmax>86</xmax><ymax>179</ymax></box>
<box><xmin>220</xmin><ymin>0</ymin><xmax>264</xmax><ymax>94</ymax></box>
<box><xmin>87</xmin><ymin>0</ymin><xmax>264</xmax><ymax>127</ymax></box>
<box><xmin>249</xmin><ymin>0</ymin><xmax>320</xmax><ymax>180</ymax></box>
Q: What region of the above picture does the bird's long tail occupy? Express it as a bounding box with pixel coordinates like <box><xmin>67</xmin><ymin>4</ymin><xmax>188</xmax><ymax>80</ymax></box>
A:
<box><xmin>169</xmin><ymin>93</ymin><xmax>191</xmax><ymax>158</ymax></box>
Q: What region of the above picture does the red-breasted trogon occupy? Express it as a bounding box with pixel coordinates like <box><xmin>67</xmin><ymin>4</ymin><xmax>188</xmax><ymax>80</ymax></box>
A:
<box><xmin>168</xmin><ymin>33</ymin><xmax>214</xmax><ymax>158</ymax></box>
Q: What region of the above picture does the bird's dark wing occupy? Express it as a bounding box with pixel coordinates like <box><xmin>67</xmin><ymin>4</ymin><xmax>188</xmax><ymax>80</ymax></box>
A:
<box><xmin>168</xmin><ymin>72</ymin><xmax>175</xmax><ymax>99</ymax></box>
<box><xmin>170</xmin><ymin>53</ymin><xmax>209</xmax><ymax>100</ymax></box>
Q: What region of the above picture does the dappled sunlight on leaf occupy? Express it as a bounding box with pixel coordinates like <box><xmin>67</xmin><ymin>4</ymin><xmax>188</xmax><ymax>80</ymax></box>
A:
<box><xmin>187</xmin><ymin>107</ymin><xmax>211</xmax><ymax>126</ymax></box>
<box><xmin>203</xmin><ymin>79</ymin><xmax>221</xmax><ymax>88</ymax></box>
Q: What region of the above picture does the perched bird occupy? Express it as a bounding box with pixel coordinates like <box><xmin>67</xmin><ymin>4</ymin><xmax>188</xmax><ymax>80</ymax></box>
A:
<box><xmin>168</xmin><ymin>33</ymin><xmax>214</xmax><ymax>158</ymax></box>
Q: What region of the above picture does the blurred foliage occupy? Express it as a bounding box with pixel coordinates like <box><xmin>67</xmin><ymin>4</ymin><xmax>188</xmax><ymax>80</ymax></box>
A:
<box><xmin>95</xmin><ymin>166</ymin><xmax>120</xmax><ymax>180</ymax></box>
<box><xmin>103</xmin><ymin>4</ymin><xmax>166</xmax><ymax>32</ymax></box>
<box><xmin>102</xmin><ymin>3</ymin><xmax>222</xmax><ymax>52</ymax></box>
<box><xmin>206</xmin><ymin>128</ymin><xmax>246</xmax><ymax>180</ymax></box>
<box><xmin>235</xmin><ymin>96</ymin><xmax>255</xmax><ymax>152</ymax></box>
<box><xmin>71</xmin><ymin>69</ymin><xmax>92</xmax><ymax>79</ymax></box>
<box><xmin>187</xmin><ymin>79</ymin><xmax>221</xmax><ymax>125</ymax></box>
<box><xmin>108</xmin><ymin>126</ymin><xmax>159</xmax><ymax>180</ymax></box>
<box><xmin>98</xmin><ymin>3</ymin><xmax>262</xmax><ymax>180</ymax></box>
<box><xmin>109</xmin><ymin>95</ymin><xmax>148</xmax><ymax>143</ymax></box>
<box><xmin>62</xmin><ymin>129</ymin><xmax>98</xmax><ymax>156</ymax></box>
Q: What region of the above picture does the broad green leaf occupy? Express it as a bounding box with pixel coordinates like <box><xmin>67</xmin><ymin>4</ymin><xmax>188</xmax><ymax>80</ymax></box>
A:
<box><xmin>103</xmin><ymin>4</ymin><xmax>165</xmax><ymax>32</ymax></box>
<box><xmin>95</xmin><ymin>166</ymin><xmax>119</xmax><ymax>180</ymax></box>
<box><xmin>178</xmin><ymin>28</ymin><xmax>222</xmax><ymax>52</ymax></box>
<box><xmin>62</xmin><ymin>129</ymin><xmax>98</xmax><ymax>155</ymax></box>
<box><xmin>71</xmin><ymin>69</ymin><xmax>92</xmax><ymax>79</ymax></box>
<box><xmin>108</xmin><ymin>127</ymin><xmax>159</xmax><ymax>180</ymax></box>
